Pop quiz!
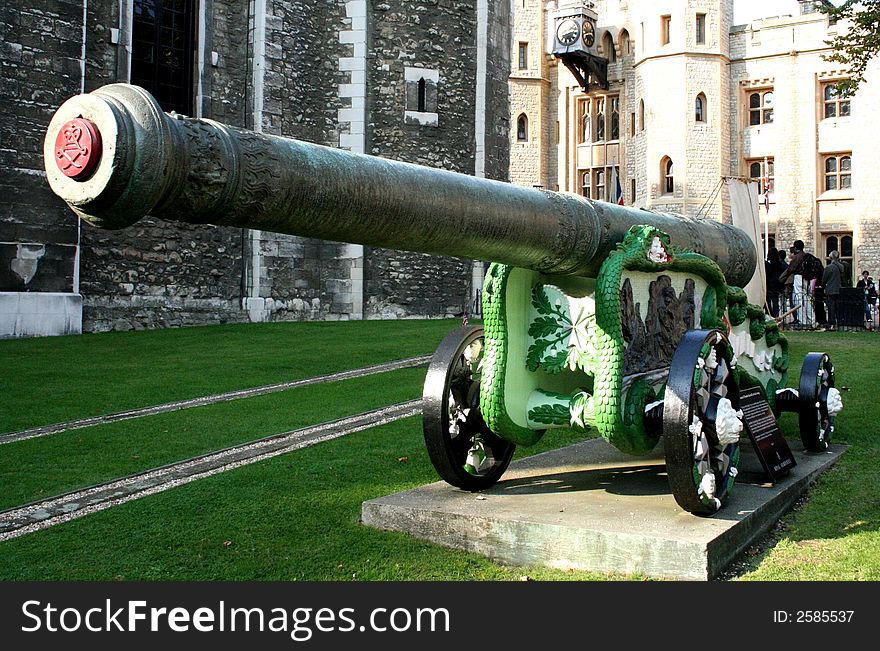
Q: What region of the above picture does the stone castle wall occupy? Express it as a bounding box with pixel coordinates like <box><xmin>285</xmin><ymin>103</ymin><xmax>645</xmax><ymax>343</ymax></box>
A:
<box><xmin>1</xmin><ymin>1</ymin><xmax>511</xmax><ymax>335</ymax></box>
<box><xmin>1</xmin><ymin>1</ymin><xmax>86</xmax><ymax>336</ymax></box>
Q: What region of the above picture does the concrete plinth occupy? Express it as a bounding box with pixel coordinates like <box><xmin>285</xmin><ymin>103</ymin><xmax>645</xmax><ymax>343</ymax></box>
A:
<box><xmin>0</xmin><ymin>292</ymin><xmax>82</xmax><ymax>338</ymax></box>
<box><xmin>362</xmin><ymin>439</ymin><xmax>845</xmax><ymax>580</ymax></box>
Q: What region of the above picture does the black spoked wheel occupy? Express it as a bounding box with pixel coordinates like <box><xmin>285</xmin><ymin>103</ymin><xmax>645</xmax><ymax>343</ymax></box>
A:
<box><xmin>422</xmin><ymin>326</ymin><xmax>515</xmax><ymax>490</ymax></box>
<box><xmin>663</xmin><ymin>330</ymin><xmax>742</xmax><ymax>515</ymax></box>
<box><xmin>798</xmin><ymin>353</ymin><xmax>839</xmax><ymax>452</ymax></box>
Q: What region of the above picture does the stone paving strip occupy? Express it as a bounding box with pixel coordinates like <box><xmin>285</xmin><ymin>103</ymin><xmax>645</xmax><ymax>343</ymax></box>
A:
<box><xmin>0</xmin><ymin>400</ymin><xmax>423</xmax><ymax>542</ymax></box>
<box><xmin>1</xmin><ymin>355</ymin><xmax>431</xmax><ymax>445</ymax></box>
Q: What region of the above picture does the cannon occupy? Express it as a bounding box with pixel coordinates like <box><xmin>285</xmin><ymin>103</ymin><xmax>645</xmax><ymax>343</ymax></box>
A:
<box><xmin>44</xmin><ymin>84</ymin><xmax>843</xmax><ymax>515</ymax></box>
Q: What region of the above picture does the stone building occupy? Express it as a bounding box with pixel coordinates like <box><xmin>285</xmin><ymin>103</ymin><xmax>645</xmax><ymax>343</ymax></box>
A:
<box><xmin>1</xmin><ymin>0</ymin><xmax>511</xmax><ymax>336</ymax></box>
<box><xmin>510</xmin><ymin>0</ymin><xmax>880</xmax><ymax>282</ymax></box>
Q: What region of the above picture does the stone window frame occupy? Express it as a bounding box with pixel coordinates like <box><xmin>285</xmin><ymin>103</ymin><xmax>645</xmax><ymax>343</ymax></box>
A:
<box><xmin>822</xmin><ymin>232</ymin><xmax>854</xmax><ymax>285</ymax></box>
<box><xmin>639</xmin><ymin>99</ymin><xmax>645</xmax><ymax>131</ymax></box>
<box><xmin>608</xmin><ymin>95</ymin><xmax>620</xmax><ymax>141</ymax></box>
<box><xmin>822</xmin><ymin>153</ymin><xmax>852</xmax><ymax>192</ymax></box>
<box><xmin>580</xmin><ymin>166</ymin><xmax>616</xmax><ymax>202</ymax></box>
<box><xmin>747</xmin><ymin>88</ymin><xmax>774</xmax><ymax>126</ymax></box>
<box><xmin>661</xmin><ymin>156</ymin><xmax>674</xmax><ymax>195</ymax></box>
<box><xmin>601</xmin><ymin>31</ymin><xmax>616</xmax><ymax>62</ymax></box>
<box><xmin>404</xmin><ymin>67</ymin><xmax>440</xmax><ymax>127</ymax></box>
<box><xmin>115</xmin><ymin>0</ymin><xmax>210</xmax><ymax>118</ymax></box>
<box><xmin>822</xmin><ymin>82</ymin><xmax>851</xmax><ymax>119</ymax></box>
<box><xmin>695</xmin><ymin>92</ymin><xmax>707</xmax><ymax>123</ymax></box>
<box><xmin>131</xmin><ymin>0</ymin><xmax>197</xmax><ymax>115</ymax></box>
<box><xmin>518</xmin><ymin>42</ymin><xmax>529</xmax><ymax>70</ymax></box>
<box><xmin>695</xmin><ymin>12</ymin><xmax>706</xmax><ymax>45</ymax></box>
<box><xmin>577</xmin><ymin>98</ymin><xmax>591</xmax><ymax>144</ymax></box>
<box><xmin>588</xmin><ymin>93</ymin><xmax>620</xmax><ymax>143</ymax></box>
<box><xmin>516</xmin><ymin>113</ymin><xmax>529</xmax><ymax>142</ymax></box>
<box><xmin>594</xmin><ymin>168</ymin><xmax>606</xmax><ymax>201</ymax></box>
<box><xmin>618</xmin><ymin>28</ymin><xmax>631</xmax><ymax>56</ymax></box>
<box><xmin>747</xmin><ymin>158</ymin><xmax>775</xmax><ymax>195</ymax></box>
<box><xmin>661</xmin><ymin>14</ymin><xmax>671</xmax><ymax>46</ymax></box>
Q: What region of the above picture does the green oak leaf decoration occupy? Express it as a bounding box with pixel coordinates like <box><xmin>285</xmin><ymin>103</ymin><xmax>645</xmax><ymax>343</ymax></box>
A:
<box><xmin>527</xmin><ymin>402</ymin><xmax>571</xmax><ymax>425</ymax></box>
<box><xmin>527</xmin><ymin>284</ymin><xmax>594</xmax><ymax>374</ymax></box>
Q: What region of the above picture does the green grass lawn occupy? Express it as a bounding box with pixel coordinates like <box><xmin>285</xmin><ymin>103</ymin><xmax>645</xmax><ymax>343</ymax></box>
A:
<box><xmin>734</xmin><ymin>331</ymin><xmax>880</xmax><ymax>580</ymax></box>
<box><xmin>0</xmin><ymin>367</ymin><xmax>426</xmax><ymax>510</ymax></box>
<box><xmin>0</xmin><ymin>326</ymin><xmax>876</xmax><ymax>580</ymax></box>
<box><xmin>0</xmin><ymin>417</ymin><xmax>616</xmax><ymax>581</ymax></box>
<box><xmin>0</xmin><ymin>319</ymin><xmax>460</xmax><ymax>433</ymax></box>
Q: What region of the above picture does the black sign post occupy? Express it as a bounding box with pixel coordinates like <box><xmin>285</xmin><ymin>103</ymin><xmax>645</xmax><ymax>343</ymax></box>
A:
<box><xmin>739</xmin><ymin>385</ymin><xmax>797</xmax><ymax>482</ymax></box>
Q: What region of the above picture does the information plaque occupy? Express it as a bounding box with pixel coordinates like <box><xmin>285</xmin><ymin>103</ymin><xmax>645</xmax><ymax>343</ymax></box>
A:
<box><xmin>739</xmin><ymin>386</ymin><xmax>796</xmax><ymax>482</ymax></box>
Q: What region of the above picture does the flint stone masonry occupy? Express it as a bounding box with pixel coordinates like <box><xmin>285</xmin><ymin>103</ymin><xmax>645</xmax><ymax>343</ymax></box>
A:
<box><xmin>1</xmin><ymin>1</ymin><xmax>510</xmax><ymax>335</ymax></box>
<box><xmin>244</xmin><ymin>0</ymin><xmax>355</xmax><ymax>322</ymax></box>
<box><xmin>1</xmin><ymin>1</ymin><xmax>86</xmax><ymax>333</ymax></box>
<box><xmin>80</xmin><ymin>217</ymin><xmax>246</xmax><ymax>332</ymax></box>
<box><xmin>365</xmin><ymin>0</ymin><xmax>508</xmax><ymax>319</ymax></box>
<box><xmin>365</xmin><ymin>249</ymin><xmax>473</xmax><ymax>319</ymax></box>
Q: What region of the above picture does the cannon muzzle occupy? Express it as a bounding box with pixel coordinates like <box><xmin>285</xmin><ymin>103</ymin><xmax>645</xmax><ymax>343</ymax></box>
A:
<box><xmin>44</xmin><ymin>84</ymin><xmax>756</xmax><ymax>285</ymax></box>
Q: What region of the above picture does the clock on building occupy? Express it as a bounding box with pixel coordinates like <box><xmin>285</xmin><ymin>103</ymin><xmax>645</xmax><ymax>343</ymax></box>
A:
<box><xmin>556</xmin><ymin>19</ymin><xmax>580</xmax><ymax>47</ymax></box>
<box><xmin>582</xmin><ymin>21</ymin><xmax>595</xmax><ymax>47</ymax></box>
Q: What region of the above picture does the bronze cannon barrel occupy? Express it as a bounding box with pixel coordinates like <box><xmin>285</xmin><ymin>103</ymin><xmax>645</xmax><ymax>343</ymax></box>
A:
<box><xmin>44</xmin><ymin>84</ymin><xmax>756</xmax><ymax>285</ymax></box>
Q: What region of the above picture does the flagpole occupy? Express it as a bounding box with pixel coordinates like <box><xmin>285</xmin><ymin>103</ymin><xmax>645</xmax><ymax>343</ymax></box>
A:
<box><xmin>763</xmin><ymin>157</ymin><xmax>770</xmax><ymax>260</ymax></box>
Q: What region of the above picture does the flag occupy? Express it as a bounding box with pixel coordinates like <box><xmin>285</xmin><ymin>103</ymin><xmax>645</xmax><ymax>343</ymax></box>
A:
<box><xmin>613</xmin><ymin>166</ymin><xmax>624</xmax><ymax>205</ymax></box>
<box><xmin>763</xmin><ymin>157</ymin><xmax>770</xmax><ymax>213</ymax></box>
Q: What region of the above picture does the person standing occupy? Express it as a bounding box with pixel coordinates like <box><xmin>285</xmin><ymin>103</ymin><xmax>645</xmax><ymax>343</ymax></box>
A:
<box><xmin>821</xmin><ymin>250</ymin><xmax>846</xmax><ymax>331</ymax></box>
<box><xmin>856</xmin><ymin>270</ymin><xmax>877</xmax><ymax>330</ymax></box>
<box><xmin>780</xmin><ymin>241</ymin><xmax>806</xmax><ymax>325</ymax></box>
<box><xmin>765</xmin><ymin>247</ymin><xmax>787</xmax><ymax>317</ymax></box>
<box><xmin>870</xmin><ymin>277</ymin><xmax>877</xmax><ymax>330</ymax></box>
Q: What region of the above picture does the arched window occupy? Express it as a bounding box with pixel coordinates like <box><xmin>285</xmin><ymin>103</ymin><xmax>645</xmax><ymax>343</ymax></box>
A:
<box><xmin>639</xmin><ymin>99</ymin><xmax>645</xmax><ymax>131</ymax></box>
<box><xmin>602</xmin><ymin>31</ymin><xmax>616</xmax><ymax>62</ymax></box>
<box><xmin>841</xmin><ymin>234</ymin><xmax>854</xmax><ymax>258</ymax></box>
<box><xmin>610</xmin><ymin>96</ymin><xmax>620</xmax><ymax>140</ymax></box>
<box><xmin>662</xmin><ymin>157</ymin><xmax>674</xmax><ymax>194</ymax></box>
<box><xmin>596</xmin><ymin>98</ymin><xmax>606</xmax><ymax>141</ymax></box>
<box><xmin>595</xmin><ymin>169</ymin><xmax>606</xmax><ymax>201</ymax></box>
<box><xmin>581</xmin><ymin>171</ymin><xmax>590</xmax><ymax>198</ymax></box>
<box><xmin>749</xmin><ymin>162</ymin><xmax>761</xmax><ymax>181</ymax></box>
<box><xmin>581</xmin><ymin>112</ymin><xmax>591</xmax><ymax>144</ymax></box>
<box><xmin>825</xmin><ymin>233</ymin><xmax>854</xmax><ymax>286</ymax></box>
<box><xmin>824</xmin><ymin>154</ymin><xmax>852</xmax><ymax>190</ymax></box>
<box><xmin>417</xmin><ymin>78</ymin><xmax>427</xmax><ymax>112</ymax></box>
<box><xmin>748</xmin><ymin>90</ymin><xmax>773</xmax><ymax>125</ymax></box>
<box><xmin>749</xmin><ymin>159</ymin><xmax>774</xmax><ymax>193</ymax></box>
<box><xmin>619</xmin><ymin>28</ymin><xmax>631</xmax><ymax>56</ymax></box>
<box><xmin>695</xmin><ymin>93</ymin><xmax>707</xmax><ymax>122</ymax></box>
<box><xmin>517</xmin><ymin>114</ymin><xmax>529</xmax><ymax>142</ymax></box>
<box><xmin>823</xmin><ymin>83</ymin><xmax>850</xmax><ymax>118</ymax></box>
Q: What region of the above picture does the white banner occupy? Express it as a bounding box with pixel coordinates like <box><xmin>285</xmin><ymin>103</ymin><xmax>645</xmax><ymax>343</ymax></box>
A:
<box><xmin>726</xmin><ymin>178</ymin><xmax>766</xmax><ymax>308</ymax></box>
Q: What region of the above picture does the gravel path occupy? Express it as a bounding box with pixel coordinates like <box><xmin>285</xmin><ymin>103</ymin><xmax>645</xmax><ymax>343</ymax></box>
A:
<box><xmin>0</xmin><ymin>400</ymin><xmax>423</xmax><ymax>542</ymax></box>
<box><xmin>1</xmin><ymin>355</ymin><xmax>430</xmax><ymax>445</ymax></box>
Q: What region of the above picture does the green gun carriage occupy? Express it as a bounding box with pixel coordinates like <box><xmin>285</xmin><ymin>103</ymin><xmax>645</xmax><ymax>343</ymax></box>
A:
<box><xmin>44</xmin><ymin>84</ymin><xmax>842</xmax><ymax>515</ymax></box>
